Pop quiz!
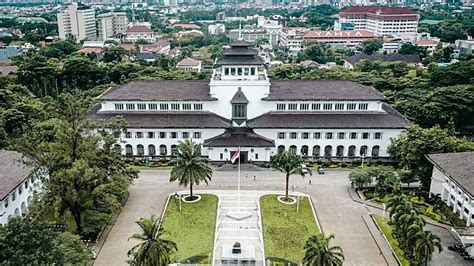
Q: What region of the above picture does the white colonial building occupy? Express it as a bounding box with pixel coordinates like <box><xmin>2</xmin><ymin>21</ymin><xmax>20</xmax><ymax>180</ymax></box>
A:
<box><xmin>0</xmin><ymin>150</ymin><xmax>44</xmax><ymax>225</ymax></box>
<box><xmin>427</xmin><ymin>152</ymin><xmax>474</xmax><ymax>227</ymax></box>
<box><xmin>89</xmin><ymin>41</ymin><xmax>410</xmax><ymax>163</ymax></box>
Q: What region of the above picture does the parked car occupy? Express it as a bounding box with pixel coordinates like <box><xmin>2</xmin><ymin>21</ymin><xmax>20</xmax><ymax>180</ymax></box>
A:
<box><xmin>317</xmin><ymin>166</ymin><xmax>325</xmax><ymax>175</ymax></box>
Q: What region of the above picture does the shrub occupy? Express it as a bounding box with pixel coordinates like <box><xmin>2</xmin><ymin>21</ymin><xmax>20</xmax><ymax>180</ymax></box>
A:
<box><xmin>339</xmin><ymin>162</ymin><xmax>348</xmax><ymax>168</ymax></box>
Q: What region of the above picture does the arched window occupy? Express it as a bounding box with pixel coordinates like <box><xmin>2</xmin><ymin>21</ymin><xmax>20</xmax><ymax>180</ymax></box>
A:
<box><xmin>148</xmin><ymin>145</ymin><xmax>156</xmax><ymax>156</ymax></box>
<box><xmin>14</xmin><ymin>208</ymin><xmax>20</xmax><ymax>217</ymax></box>
<box><xmin>137</xmin><ymin>145</ymin><xmax>144</xmax><ymax>156</ymax></box>
<box><xmin>125</xmin><ymin>144</ymin><xmax>133</xmax><ymax>156</ymax></box>
<box><xmin>21</xmin><ymin>202</ymin><xmax>27</xmax><ymax>214</ymax></box>
<box><xmin>324</xmin><ymin>145</ymin><xmax>332</xmax><ymax>157</ymax></box>
<box><xmin>348</xmin><ymin>146</ymin><xmax>356</xmax><ymax>157</ymax></box>
<box><xmin>336</xmin><ymin>145</ymin><xmax>344</xmax><ymax>157</ymax></box>
<box><xmin>360</xmin><ymin>145</ymin><xmax>368</xmax><ymax>156</ymax></box>
<box><xmin>312</xmin><ymin>145</ymin><xmax>320</xmax><ymax>157</ymax></box>
<box><xmin>301</xmin><ymin>145</ymin><xmax>309</xmax><ymax>156</ymax></box>
<box><xmin>289</xmin><ymin>145</ymin><xmax>297</xmax><ymax>154</ymax></box>
<box><xmin>160</xmin><ymin>145</ymin><xmax>167</xmax><ymax>155</ymax></box>
<box><xmin>171</xmin><ymin>145</ymin><xmax>178</xmax><ymax>156</ymax></box>
<box><xmin>372</xmin><ymin>146</ymin><xmax>380</xmax><ymax>157</ymax></box>
<box><xmin>27</xmin><ymin>196</ymin><xmax>32</xmax><ymax>204</ymax></box>
<box><xmin>277</xmin><ymin>145</ymin><xmax>285</xmax><ymax>154</ymax></box>
<box><xmin>7</xmin><ymin>215</ymin><xmax>12</xmax><ymax>223</ymax></box>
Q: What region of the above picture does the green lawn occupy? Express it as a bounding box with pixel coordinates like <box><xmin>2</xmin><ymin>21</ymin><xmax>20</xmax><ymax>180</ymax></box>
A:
<box><xmin>260</xmin><ymin>195</ymin><xmax>321</xmax><ymax>263</ymax></box>
<box><xmin>373</xmin><ymin>215</ymin><xmax>410</xmax><ymax>266</ymax></box>
<box><xmin>161</xmin><ymin>194</ymin><xmax>218</xmax><ymax>263</ymax></box>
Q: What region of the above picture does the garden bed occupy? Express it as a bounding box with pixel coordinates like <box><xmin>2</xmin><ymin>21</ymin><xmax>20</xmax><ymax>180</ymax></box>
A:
<box><xmin>372</xmin><ymin>215</ymin><xmax>410</xmax><ymax>266</ymax></box>
<box><xmin>161</xmin><ymin>194</ymin><xmax>218</xmax><ymax>263</ymax></box>
<box><xmin>260</xmin><ymin>194</ymin><xmax>321</xmax><ymax>263</ymax></box>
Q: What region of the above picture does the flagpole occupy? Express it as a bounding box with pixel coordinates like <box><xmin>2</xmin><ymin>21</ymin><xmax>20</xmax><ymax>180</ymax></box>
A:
<box><xmin>238</xmin><ymin>146</ymin><xmax>240</xmax><ymax>213</ymax></box>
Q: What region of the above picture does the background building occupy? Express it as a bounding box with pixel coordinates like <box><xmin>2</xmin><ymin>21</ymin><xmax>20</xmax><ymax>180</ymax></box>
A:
<box><xmin>334</xmin><ymin>6</ymin><xmax>419</xmax><ymax>42</ymax></box>
<box><xmin>57</xmin><ymin>4</ymin><xmax>96</xmax><ymax>41</ymax></box>
<box><xmin>302</xmin><ymin>30</ymin><xmax>375</xmax><ymax>49</ymax></box>
<box><xmin>97</xmin><ymin>12</ymin><xmax>128</xmax><ymax>41</ymax></box>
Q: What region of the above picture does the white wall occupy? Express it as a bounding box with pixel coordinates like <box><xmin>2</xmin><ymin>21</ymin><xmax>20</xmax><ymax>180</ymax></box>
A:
<box><xmin>0</xmin><ymin>169</ymin><xmax>44</xmax><ymax>225</ymax></box>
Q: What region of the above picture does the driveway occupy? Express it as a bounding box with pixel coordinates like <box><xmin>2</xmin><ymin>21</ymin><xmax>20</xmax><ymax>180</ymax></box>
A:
<box><xmin>94</xmin><ymin>168</ymin><xmax>461</xmax><ymax>265</ymax></box>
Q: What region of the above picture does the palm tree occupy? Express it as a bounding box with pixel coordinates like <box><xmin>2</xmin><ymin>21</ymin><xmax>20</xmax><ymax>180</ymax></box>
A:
<box><xmin>386</xmin><ymin>194</ymin><xmax>407</xmax><ymax>219</ymax></box>
<box><xmin>270</xmin><ymin>151</ymin><xmax>310</xmax><ymax>201</ymax></box>
<box><xmin>128</xmin><ymin>216</ymin><xmax>177</xmax><ymax>266</ymax></box>
<box><xmin>169</xmin><ymin>139</ymin><xmax>212</xmax><ymax>201</ymax></box>
<box><xmin>409</xmin><ymin>230</ymin><xmax>442</xmax><ymax>266</ymax></box>
<box><xmin>303</xmin><ymin>234</ymin><xmax>344</xmax><ymax>266</ymax></box>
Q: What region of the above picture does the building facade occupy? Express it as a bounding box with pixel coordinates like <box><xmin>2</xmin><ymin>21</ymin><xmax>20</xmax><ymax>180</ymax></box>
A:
<box><xmin>427</xmin><ymin>152</ymin><xmax>474</xmax><ymax>227</ymax></box>
<box><xmin>302</xmin><ymin>30</ymin><xmax>375</xmax><ymax>49</ymax></box>
<box><xmin>89</xmin><ymin>41</ymin><xmax>410</xmax><ymax>163</ymax></box>
<box><xmin>57</xmin><ymin>4</ymin><xmax>96</xmax><ymax>41</ymax></box>
<box><xmin>125</xmin><ymin>25</ymin><xmax>156</xmax><ymax>43</ymax></box>
<box><xmin>97</xmin><ymin>12</ymin><xmax>128</xmax><ymax>41</ymax></box>
<box><xmin>0</xmin><ymin>151</ymin><xmax>44</xmax><ymax>225</ymax></box>
<box><xmin>334</xmin><ymin>6</ymin><xmax>419</xmax><ymax>42</ymax></box>
<box><xmin>279</xmin><ymin>27</ymin><xmax>310</xmax><ymax>56</ymax></box>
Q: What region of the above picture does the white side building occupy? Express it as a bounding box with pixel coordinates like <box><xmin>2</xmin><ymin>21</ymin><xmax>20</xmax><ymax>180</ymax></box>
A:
<box><xmin>125</xmin><ymin>25</ymin><xmax>156</xmax><ymax>43</ymax></box>
<box><xmin>427</xmin><ymin>152</ymin><xmax>474</xmax><ymax>227</ymax></box>
<box><xmin>57</xmin><ymin>4</ymin><xmax>96</xmax><ymax>41</ymax></box>
<box><xmin>0</xmin><ymin>151</ymin><xmax>44</xmax><ymax>225</ymax></box>
<box><xmin>97</xmin><ymin>12</ymin><xmax>128</xmax><ymax>41</ymax></box>
<box><xmin>88</xmin><ymin>40</ymin><xmax>410</xmax><ymax>163</ymax></box>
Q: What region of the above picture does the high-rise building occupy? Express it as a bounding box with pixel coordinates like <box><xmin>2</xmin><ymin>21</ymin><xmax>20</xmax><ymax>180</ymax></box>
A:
<box><xmin>97</xmin><ymin>12</ymin><xmax>128</xmax><ymax>41</ymax></box>
<box><xmin>57</xmin><ymin>4</ymin><xmax>96</xmax><ymax>42</ymax></box>
<box><xmin>334</xmin><ymin>6</ymin><xmax>419</xmax><ymax>42</ymax></box>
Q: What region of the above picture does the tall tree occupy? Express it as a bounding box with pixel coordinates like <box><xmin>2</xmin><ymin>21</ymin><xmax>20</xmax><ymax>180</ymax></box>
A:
<box><xmin>16</xmin><ymin>94</ymin><xmax>137</xmax><ymax>236</ymax></box>
<box><xmin>388</xmin><ymin>125</ymin><xmax>473</xmax><ymax>190</ymax></box>
<box><xmin>297</xmin><ymin>42</ymin><xmax>335</xmax><ymax>63</ymax></box>
<box><xmin>128</xmin><ymin>216</ymin><xmax>177</xmax><ymax>266</ymax></box>
<box><xmin>169</xmin><ymin>139</ymin><xmax>212</xmax><ymax>201</ymax></box>
<box><xmin>270</xmin><ymin>151</ymin><xmax>309</xmax><ymax>201</ymax></box>
<box><xmin>408</xmin><ymin>230</ymin><xmax>442</xmax><ymax>265</ymax></box>
<box><xmin>303</xmin><ymin>234</ymin><xmax>344</xmax><ymax>266</ymax></box>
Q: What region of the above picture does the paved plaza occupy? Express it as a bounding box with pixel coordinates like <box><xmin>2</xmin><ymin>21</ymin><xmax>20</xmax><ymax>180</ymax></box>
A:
<box><xmin>94</xmin><ymin>167</ymin><xmax>468</xmax><ymax>266</ymax></box>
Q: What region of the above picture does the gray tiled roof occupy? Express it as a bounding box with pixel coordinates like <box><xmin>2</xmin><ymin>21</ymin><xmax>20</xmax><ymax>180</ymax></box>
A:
<box><xmin>265</xmin><ymin>80</ymin><xmax>386</xmax><ymax>101</ymax></box>
<box><xmin>0</xmin><ymin>150</ymin><xmax>35</xmax><ymax>200</ymax></box>
<box><xmin>99</xmin><ymin>80</ymin><xmax>216</xmax><ymax>101</ymax></box>
<box><xmin>247</xmin><ymin>103</ymin><xmax>410</xmax><ymax>129</ymax></box>
<box><xmin>88</xmin><ymin>104</ymin><xmax>231</xmax><ymax>129</ymax></box>
<box><xmin>426</xmin><ymin>152</ymin><xmax>474</xmax><ymax>197</ymax></box>
<box><xmin>204</xmin><ymin>128</ymin><xmax>274</xmax><ymax>147</ymax></box>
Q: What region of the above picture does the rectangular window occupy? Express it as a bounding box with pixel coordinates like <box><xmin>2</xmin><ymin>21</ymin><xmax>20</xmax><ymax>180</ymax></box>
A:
<box><xmin>220</xmin><ymin>153</ymin><xmax>223</xmax><ymax>160</ymax></box>
<box><xmin>335</xmin><ymin>103</ymin><xmax>344</xmax><ymax>110</ymax></box>
<box><xmin>302</xmin><ymin>132</ymin><xmax>309</xmax><ymax>139</ymax></box>
<box><xmin>277</xmin><ymin>103</ymin><xmax>286</xmax><ymax>110</ymax></box>
<box><xmin>193</xmin><ymin>132</ymin><xmax>201</xmax><ymax>139</ymax></box>
<box><xmin>147</xmin><ymin>132</ymin><xmax>154</xmax><ymax>138</ymax></box>
<box><xmin>347</xmin><ymin>103</ymin><xmax>357</xmax><ymax>110</ymax></box>
<box><xmin>126</xmin><ymin>103</ymin><xmax>135</xmax><ymax>110</ymax></box>
<box><xmin>115</xmin><ymin>103</ymin><xmax>124</xmax><ymax>110</ymax></box>
<box><xmin>313</xmin><ymin>132</ymin><xmax>321</xmax><ymax>139</ymax></box>
<box><xmin>159</xmin><ymin>132</ymin><xmax>166</xmax><ymax>138</ymax></box>
<box><xmin>323</xmin><ymin>103</ymin><xmax>333</xmax><ymax>110</ymax></box>
<box><xmin>114</xmin><ymin>131</ymin><xmax>120</xmax><ymax>138</ymax></box>
<box><xmin>338</xmin><ymin>132</ymin><xmax>345</xmax><ymax>139</ymax></box>
<box><xmin>358</xmin><ymin>103</ymin><xmax>368</xmax><ymax>110</ymax></box>
<box><xmin>194</xmin><ymin>103</ymin><xmax>203</xmax><ymax>110</ymax></box>
<box><xmin>182</xmin><ymin>132</ymin><xmax>189</xmax><ymax>139</ymax></box>
<box><xmin>288</xmin><ymin>103</ymin><xmax>297</xmax><ymax>110</ymax></box>
<box><xmin>312</xmin><ymin>103</ymin><xmax>321</xmax><ymax>110</ymax></box>
<box><xmin>183</xmin><ymin>103</ymin><xmax>191</xmax><ymax>110</ymax></box>
<box><xmin>250</xmin><ymin>68</ymin><xmax>255</xmax><ymax>75</ymax></box>
<box><xmin>374</xmin><ymin>132</ymin><xmax>382</xmax><ymax>139</ymax></box>
<box><xmin>160</xmin><ymin>103</ymin><xmax>168</xmax><ymax>110</ymax></box>
<box><xmin>290</xmin><ymin>132</ymin><xmax>297</xmax><ymax>139</ymax></box>
<box><xmin>137</xmin><ymin>103</ymin><xmax>146</xmax><ymax>110</ymax></box>
<box><xmin>244</xmin><ymin>68</ymin><xmax>249</xmax><ymax>75</ymax></box>
<box><xmin>278</xmin><ymin>132</ymin><xmax>285</xmax><ymax>139</ymax></box>
<box><xmin>326</xmin><ymin>132</ymin><xmax>333</xmax><ymax>139</ymax></box>
<box><xmin>224</xmin><ymin>68</ymin><xmax>229</xmax><ymax>75</ymax></box>
<box><xmin>148</xmin><ymin>103</ymin><xmax>158</xmax><ymax>110</ymax></box>
<box><xmin>136</xmin><ymin>132</ymin><xmax>143</xmax><ymax>138</ymax></box>
<box><xmin>300</xmin><ymin>103</ymin><xmax>309</xmax><ymax>110</ymax></box>
<box><xmin>171</xmin><ymin>103</ymin><xmax>180</xmax><ymax>110</ymax></box>
<box><xmin>125</xmin><ymin>132</ymin><xmax>132</xmax><ymax>138</ymax></box>
<box><xmin>255</xmin><ymin>153</ymin><xmax>259</xmax><ymax>160</ymax></box>
<box><xmin>231</xmin><ymin>68</ymin><xmax>236</xmax><ymax>75</ymax></box>
<box><xmin>171</xmin><ymin>132</ymin><xmax>177</xmax><ymax>139</ymax></box>
<box><xmin>232</xmin><ymin>104</ymin><xmax>246</xmax><ymax>118</ymax></box>
<box><xmin>350</xmin><ymin>132</ymin><xmax>357</xmax><ymax>139</ymax></box>
<box><xmin>362</xmin><ymin>132</ymin><xmax>370</xmax><ymax>139</ymax></box>
<box><xmin>237</xmin><ymin>68</ymin><xmax>242</xmax><ymax>75</ymax></box>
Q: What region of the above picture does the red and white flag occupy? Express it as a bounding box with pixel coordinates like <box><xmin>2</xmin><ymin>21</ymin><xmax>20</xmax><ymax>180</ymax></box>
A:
<box><xmin>231</xmin><ymin>148</ymin><xmax>240</xmax><ymax>163</ymax></box>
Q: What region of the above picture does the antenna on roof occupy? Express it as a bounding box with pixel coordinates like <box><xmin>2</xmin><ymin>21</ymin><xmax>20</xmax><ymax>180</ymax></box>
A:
<box><xmin>238</xmin><ymin>20</ymin><xmax>242</xmax><ymax>41</ymax></box>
